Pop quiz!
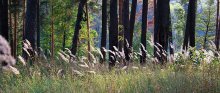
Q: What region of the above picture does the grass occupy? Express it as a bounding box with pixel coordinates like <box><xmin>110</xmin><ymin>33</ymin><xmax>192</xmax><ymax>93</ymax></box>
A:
<box><xmin>1</xmin><ymin>62</ymin><xmax>220</xmax><ymax>93</ymax></box>
<box><xmin>1</xmin><ymin>43</ymin><xmax>220</xmax><ymax>92</ymax></box>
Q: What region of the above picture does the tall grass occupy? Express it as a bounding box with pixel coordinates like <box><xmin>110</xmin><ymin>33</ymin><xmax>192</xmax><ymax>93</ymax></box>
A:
<box><xmin>1</xmin><ymin>41</ymin><xmax>220</xmax><ymax>92</ymax></box>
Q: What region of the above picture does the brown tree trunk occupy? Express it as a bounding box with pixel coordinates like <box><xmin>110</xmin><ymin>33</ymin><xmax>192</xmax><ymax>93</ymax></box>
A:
<box><xmin>216</xmin><ymin>0</ymin><xmax>220</xmax><ymax>51</ymax></box>
<box><xmin>86</xmin><ymin>3</ymin><xmax>91</xmax><ymax>62</ymax></box>
<box><xmin>118</xmin><ymin>0</ymin><xmax>124</xmax><ymax>51</ymax></box>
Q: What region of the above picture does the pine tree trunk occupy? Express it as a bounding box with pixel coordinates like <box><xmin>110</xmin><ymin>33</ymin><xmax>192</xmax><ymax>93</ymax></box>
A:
<box><xmin>183</xmin><ymin>0</ymin><xmax>197</xmax><ymax>50</ymax></box>
<box><xmin>123</xmin><ymin>0</ymin><xmax>130</xmax><ymax>63</ymax></box>
<box><xmin>71</xmin><ymin>0</ymin><xmax>87</xmax><ymax>55</ymax></box>
<box><xmin>215</xmin><ymin>0</ymin><xmax>219</xmax><ymax>51</ymax></box>
<box><xmin>0</xmin><ymin>0</ymin><xmax>9</xmax><ymax>40</ymax></box>
<box><xmin>118</xmin><ymin>0</ymin><xmax>124</xmax><ymax>51</ymax></box>
<box><xmin>140</xmin><ymin>0</ymin><xmax>148</xmax><ymax>64</ymax></box>
<box><xmin>24</xmin><ymin>0</ymin><xmax>38</xmax><ymax>59</ymax></box>
<box><xmin>129</xmin><ymin>0</ymin><xmax>137</xmax><ymax>47</ymax></box>
<box><xmin>155</xmin><ymin>0</ymin><xmax>171</xmax><ymax>64</ymax></box>
<box><xmin>37</xmin><ymin>0</ymin><xmax>40</xmax><ymax>49</ymax></box>
<box><xmin>109</xmin><ymin>0</ymin><xmax>119</xmax><ymax>68</ymax></box>
<box><xmin>101</xmin><ymin>0</ymin><xmax>107</xmax><ymax>63</ymax></box>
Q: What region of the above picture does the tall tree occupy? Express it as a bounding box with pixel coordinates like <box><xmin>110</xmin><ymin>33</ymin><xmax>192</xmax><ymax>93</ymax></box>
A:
<box><xmin>215</xmin><ymin>0</ymin><xmax>220</xmax><ymax>51</ymax></box>
<box><xmin>154</xmin><ymin>0</ymin><xmax>171</xmax><ymax>63</ymax></box>
<box><xmin>118</xmin><ymin>0</ymin><xmax>124</xmax><ymax>51</ymax></box>
<box><xmin>24</xmin><ymin>0</ymin><xmax>38</xmax><ymax>57</ymax></box>
<box><xmin>129</xmin><ymin>0</ymin><xmax>137</xmax><ymax>47</ymax></box>
<box><xmin>100</xmin><ymin>0</ymin><xmax>107</xmax><ymax>63</ymax></box>
<box><xmin>140</xmin><ymin>0</ymin><xmax>148</xmax><ymax>64</ymax></box>
<box><xmin>71</xmin><ymin>0</ymin><xmax>87</xmax><ymax>55</ymax></box>
<box><xmin>51</xmin><ymin>0</ymin><xmax>54</xmax><ymax>61</ymax></box>
<box><xmin>13</xmin><ymin>0</ymin><xmax>18</xmax><ymax>57</ymax></box>
<box><xmin>0</xmin><ymin>0</ymin><xmax>9</xmax><ymax>40</ymax></box>
<box><xmin>183</xmin><ymin>0</ymin><xmax>197</xmax><ymax>50</ymax></box>
<box><xmin>37</xmin><ymin>0</ymin><xmax>40</xmax><ymax>49</ymax></box>
<box><xmin>123</xmin><ymin>0</ymin><xmax>130</xmax><ymax>62</ymax></box>
<box><xmin>109</xmin><ymin>0</ymin><xmax>118</xmax><ymax>67</ymax></box>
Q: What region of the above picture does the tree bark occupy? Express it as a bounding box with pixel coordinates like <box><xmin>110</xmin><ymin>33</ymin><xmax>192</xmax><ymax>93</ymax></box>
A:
<box><xmin>154</xmin><ymin>0</ymin><xmax>171</xmax><ymax>64</ymax></box>
<box><xmin>215</xmin><ymin>0</ymin><xmax>219</xmax><ymax>51</ymax></box>
<box><xmin>37</xmin><ymin>0</ymin><xmax>40</xmax><ymax>49</ymax></box>
<box><xmin>100</xmin><ymin>0</ymin><xmax>107</xmax><ymax>63</ymax></box>
<box><xmin>109</xmin><ymin>0</ymin><xmax>118</xmax><ymax>68</ymax></box>
<box><xmin>71</xmin><ymin>0</ymin><xmax>87</xmax><ymax>55</ymax></box>
<box><xmin>0</xmin><ymin>0</ymin><xmax>9</xmax><ymax>40</ymax></box>
<box><xmin>129</xmin><ymin>0</ymin><xmax>137</xmax><ymax>47</ymax></box>
<box><xmin>118</xmin><ymin>0</ymin><xmax>124</xmax><ymax>51</ymax></box>
<box><xmin>123</xmin><ymin>0</ymin><xmax>130</xmax><ymax>62</ymax></box>
<box><xmin>24</xmin><ymin>0</ymin><xmax>38</xmax><ymax>59</ymax></box>
<box><xmin>140</xmin><ymin>0</ymin><xmax>148</xmax><ymax>64</ymax></box>
<box><xmin>183</xmin><ymin>0</ymin><xmax>197</xmax><ymax>50</ymax></box>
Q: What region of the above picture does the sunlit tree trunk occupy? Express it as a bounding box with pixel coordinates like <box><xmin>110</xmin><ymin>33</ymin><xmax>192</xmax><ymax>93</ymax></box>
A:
<box><xmin>86</xmin><ymin>3</ymin><xmax>91</xmax><ymax>62</ymax></box>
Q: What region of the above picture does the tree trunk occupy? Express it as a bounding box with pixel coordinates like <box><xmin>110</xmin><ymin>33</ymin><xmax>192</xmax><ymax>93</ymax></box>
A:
<box><xmin>154</xmin><ymin>0</ymin><xmax>171</xmax><ymax>64</ymax></box>
<box><xmin>215</xmin><ymin>0</ymin><xmax>219</xmax><ymax>51</ymax></box>
<box><xmin>24</xmin><ymin>0</ymin><xmax>38</xmax><ymax>59</ymax></box>
<box><xmin>100</xmin><ymin>0</ymin><xmax>107</xmax><ymax>63</ymax></box>
<box><xmin>129</xmin><ymin>0</ymin><xmax>137</xmax><ymax>47</ymax></box>
<box><xmin>118</xmin><ymin>0</ymin><xmax>124</xmax><ymax>51</ymax></box>
<box><xmin>71</xmin><ymin>0</ymin><xmax>87</xmax><ymax>55</ymax></box>
<box><xmin>37</xmin><ymin>0</ymin><xmax>40</xmax><ymax>49</ymax></box>
<box><xmin>0</xmin><ymin>0</ymin><xmax>9</xmax><ymax>40</ymax></box>
<box><xmin>183</xmin><ymin>0</ymin><xmax>197</xmax><ymax>50</ymax></box>
<box><xmin>109</xmin><ymin>0</ymin><xmax>118</xmax><ymax>68</ymax></box>
<box><xmin>51</xmin><ymin>1</ymin><xmax>54</xmax><ymax>61</ymax></box>
<box><xmin>140</xmin><ymin>0</ymin><xmax>148</xmax><ymax>64</ymax></box>
<box><xmin>203</xmin><ymin>26</ymin><xmax>209</xmax><ymax>49</ymax></box>
<box><xmin>123</xmin><ymin>0</ymin><xmax>130</xmax><ymax>63</ymax></box>
<box><xmin>86</xmin><ymin>3</ymin><xmax>91</xmax><ymax>62</ymax></box>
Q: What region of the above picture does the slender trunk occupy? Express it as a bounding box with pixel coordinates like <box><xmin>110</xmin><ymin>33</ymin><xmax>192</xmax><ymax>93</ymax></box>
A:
<box><xmin>71</xmin><ymin>0</ymin><xmax>87</xmax><ymax>55</ymax></box>
<box><xmin>101</xmin><ymin>0</ymin><xmax>107</xmax><ymax>63</ymax></box>
<box><xmin>51</xmin><ymin>1</ymin><xmax>54</xmax><ymax>61</ymax></box>
<box><xmin>203</xmin><ymin>26</ymin><xmax>209</xmax><ymax>49</ymax></box>
<box><xmin>140</xmin><ymin>0</ymin><xmax>148</xmax><ymax>64</ymax></box>
<box><xmin>9</xmin><ymin>0</ymin><xmax>13</xmax><ymax>55</ymax></box>
<box><xmin>86</xmin><ymin>3</ymin><xmax>91</xmax><ymax>62</ymax></box>
<box><xmin>123</xmin><ymin>0</ymin><xmax>130</xmax><ymax>63</ymax></box>
<box><xmin>37</xmin><ymin>0</ymin><xmax>40</xmax><ymax>49</ymax></box>
<box><xmin>109</xmin><ymin>0</ymin><xmax>118</xmax><ymax>68</ymax></box>
<box><xmin>62</xmin><ymin>23</ymin><xmax>66</xmax><ymax>51</ymax></box>
<box><xmin>13</xmin><ymin>1</ymin><xmax>18</xmax><ymax>57</ymax></box>
<box><xmin>0</xmin><ymin>0</ymin><xmax>9</xmax><ymax>40</ymax></box>
<box><xmin>216</xmin><ymin>0</ymin><xmax>219</xmax><ymax>51</ymax></box>
<box><xmin>129</xmin><ymin>0</ymin><xmax>137</xmax><ymax>46</ymax></box>
<box><xmin>118</xmin><ymin>0</ymin><xmax>123</xmax><ymax>51</ymax></box>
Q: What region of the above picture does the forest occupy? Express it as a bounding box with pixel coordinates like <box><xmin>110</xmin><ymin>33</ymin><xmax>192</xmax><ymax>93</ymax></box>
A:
<box><xmin>0</xmin><ymin>0</ymin><xmax>220</xmax><ymax>92</ymax></box>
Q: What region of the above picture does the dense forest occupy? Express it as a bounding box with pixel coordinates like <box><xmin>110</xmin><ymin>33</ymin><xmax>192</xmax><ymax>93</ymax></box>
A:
<box><xmin>1</xmin><ymin>0</ymin><xmax>220</xmax><ymax>92</ymax></box>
